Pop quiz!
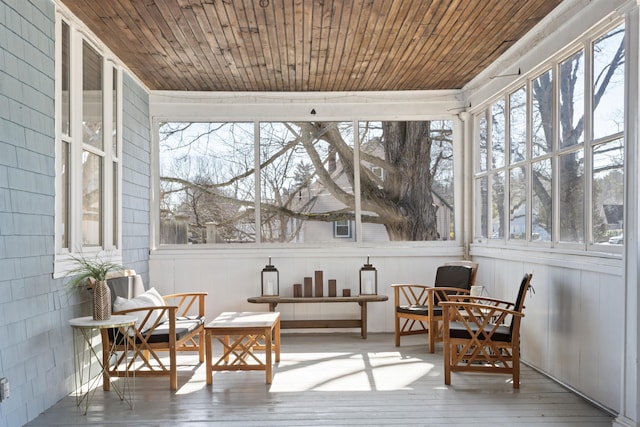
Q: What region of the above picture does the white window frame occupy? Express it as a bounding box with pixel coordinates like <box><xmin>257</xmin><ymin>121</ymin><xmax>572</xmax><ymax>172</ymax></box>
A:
<box><xmin>472</xmin><ymin>19</ymin><xmax>625</xmax><ymax>255</ymax></box>
<box><xmin>53</xmin><ymin>10</ymin><xmax>123</xmax><ymax>278</ymax></box>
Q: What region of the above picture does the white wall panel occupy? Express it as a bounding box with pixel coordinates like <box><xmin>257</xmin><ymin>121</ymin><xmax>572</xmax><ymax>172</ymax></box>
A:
<box><xmin>149</xmin><ymin>246</ymin><xmax>464</xmax><ymax>334</ymax></box>
<box><xmin>472</xmin><ymin>247</ymin><xmax>623</xmax><ymax>413</ymax></box>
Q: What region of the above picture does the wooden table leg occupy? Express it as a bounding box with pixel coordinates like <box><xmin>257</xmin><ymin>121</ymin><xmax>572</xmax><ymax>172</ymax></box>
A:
<box><xmin>223</xmin><ymin>335</ymin><xmax>230</xmax><ymax>363</ymax></box>
<box><xmin>274</xmin><ymin>317</ymin><xmax>280</xmax><ymax>362</ymax></box>
<box><xmin>360</xmin><ymin>302</ymin><xmax>368</xmax><ymax>339</ymax></box>
<box><xmin>265</xmin><ymin>327</ymin><xmax>273</xmax><ymax>384</ymax></box>
<box><xmin>205</xmin><ymin>331</ymin><xmax>213</xmax><ymax>385</ymax></box>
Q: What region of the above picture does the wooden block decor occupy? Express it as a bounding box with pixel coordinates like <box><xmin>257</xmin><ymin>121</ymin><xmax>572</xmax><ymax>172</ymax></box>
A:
<box><xmin>303</xmin><ymin>277</ymin><xmax>313</xmax><ymax>297</ymax></box>
<box><xmin>293</xmin><ymin>284</ymin><xmax>302</xmax><ymax>298</ymax></box>
<box><xmin>328</xmin><ymin>279</ymin><xmax>337</xmax><ymax>297</ymax></box>
<box><xmin>314</xmin><ymin>271</ymin><xmax>323</xmax><ymax>297</ymax></box>
<box><xmin>342</xmin><ymin>289</ymin><xmax>351</xmax><ymax>297</ymax></box>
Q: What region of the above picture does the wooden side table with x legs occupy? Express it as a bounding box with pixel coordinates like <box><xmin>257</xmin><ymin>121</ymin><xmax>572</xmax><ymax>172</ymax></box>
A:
<box><xmin>205</xmin><ymin>311</ymin><xmax>281</xmax><ymax>385</ymax></box>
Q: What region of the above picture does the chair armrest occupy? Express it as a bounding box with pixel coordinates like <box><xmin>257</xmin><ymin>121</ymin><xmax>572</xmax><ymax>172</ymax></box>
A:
<box><xmin>162</xmin><ymin>292</ymin><xmax>209</xmax><ymax>298</ymax></box>
<box><xmin>440</xmin><ymin>300</ymin><xmax>523</xmax><ymax>327</ymax></box>
<box><xmin>427</xmin><ymin>287</ymin><xmax>471</xmax><ymax>295</ymax></box>
<box><xmin>162</xmin><ymin>292</ymin><xmax>207</xmax><ymax>317</ymax></box>
<box><xmin>390</xmin><ymin>284</ymin><xmax>430</xmax><ymax>289</ymax></box>
<box><xmin>111</xmin><ymin>305</ymin><xmax>178</xmax><ymax>336</ymax></box>
<box><xmin>447</xmin><ymin>294</ymin><xmax>515</xmax><ymax>308</ymax></box>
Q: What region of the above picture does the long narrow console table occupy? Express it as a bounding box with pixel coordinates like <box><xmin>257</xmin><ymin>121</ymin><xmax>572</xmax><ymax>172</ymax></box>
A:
<box><xmin>247</xmin><ymin>295</ymin><xmax>388</xmax><ymax>339</ymax></box>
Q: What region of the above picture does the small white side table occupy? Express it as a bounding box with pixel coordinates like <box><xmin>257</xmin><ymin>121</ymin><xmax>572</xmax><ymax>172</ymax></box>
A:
<box><xmin>69</xmin><ymin>315</ymin><xmax>136</xmax><ymax>414</ymax></box>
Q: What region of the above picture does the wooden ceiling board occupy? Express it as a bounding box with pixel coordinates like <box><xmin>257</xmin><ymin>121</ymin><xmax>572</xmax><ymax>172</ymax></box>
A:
<box><xmin>328</xmin><ymin>0</ymin><xmax>361</xmax><ymax>91</ymax></box>
<box><xmin>255</xmin><ymin>3</ymin><xmax>284</xmax><ymax>90</ymax></box>
<box><xmin>357</xmin><ymin>1</ymin><xmax>409</xmax><ymax>91</ymax></box>
<box><xmin>59</xmin><ymin>0</ymin><xmax>563</xmax><ymax>92</ymax></box>
<box><xmin>391</xmin><ymin>0</ymin><xmax>451</xmax><ymax>90</ymax></box>
<box><xmin>341</xmin><ymin>0</ymin><xmax>377</xmax><ymax>91</ymax></box>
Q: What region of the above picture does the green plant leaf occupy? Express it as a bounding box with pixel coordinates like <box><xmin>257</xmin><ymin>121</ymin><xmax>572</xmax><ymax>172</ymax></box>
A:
<box><xmin>65</xmin><ymin>253</ymin><xmax>125</xmax><ymax>289</ymax></box>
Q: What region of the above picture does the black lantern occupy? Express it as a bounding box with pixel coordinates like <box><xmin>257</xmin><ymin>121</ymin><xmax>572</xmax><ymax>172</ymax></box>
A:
<box><xmin>359</xmin><ymin>256</ymin><xmax>377</xmax><ymax>295</ymax></box>
<box><xmin>261</xmin><ymin>257</ymin><xmax>279</xmax><ymax>296</ymax></box>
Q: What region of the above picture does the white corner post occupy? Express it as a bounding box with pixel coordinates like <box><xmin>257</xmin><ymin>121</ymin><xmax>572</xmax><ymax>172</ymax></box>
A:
<box><xmin>615</xmin><ymin>2</ymin><xmax>640</xmax><ymax>426</ymax></box>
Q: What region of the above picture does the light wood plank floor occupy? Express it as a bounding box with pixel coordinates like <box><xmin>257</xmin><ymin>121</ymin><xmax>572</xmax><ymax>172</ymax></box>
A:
<box><xmin>27</xmin><ymin>333</ymin><xmax>614</xmax><ymax>427</ymax></box>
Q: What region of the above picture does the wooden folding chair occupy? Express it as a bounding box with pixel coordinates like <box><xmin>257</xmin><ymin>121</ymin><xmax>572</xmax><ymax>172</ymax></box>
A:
<box><xmin>102</xmin><ymin>276</ymin><xmax>207</xmax><ymax>390</ymax></box>
<box><xmin>392</xmin><ymin>264</ymin><xmax>474</xmax><ymax>353</ymax></box>
<box><xmin>441</xmin><ymin>273</ymin><xmax>533</xmax><ymax>388</ymax></box>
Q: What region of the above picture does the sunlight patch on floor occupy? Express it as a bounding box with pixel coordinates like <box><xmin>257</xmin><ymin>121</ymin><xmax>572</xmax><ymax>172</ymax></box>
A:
<box><xmin>269</xmin><ymin>351</ymin><xmax>434</xmax><ymax>392</ymax></box>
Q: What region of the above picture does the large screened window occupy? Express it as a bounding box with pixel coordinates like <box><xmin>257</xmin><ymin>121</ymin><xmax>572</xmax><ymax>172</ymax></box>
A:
<box><xmin>473</xmin><ymin>22</ymin><xmax>624</xmax><ymax>251</ymax></box>
<box><xmin>55</xmin><ymin>13</ymin><xmax>122</xmax><ymax>272</ymax></box>
<box><xmin>159</xmin><ymin>120</ymin><xmax>455</xmax><ymax>245</ymax></box>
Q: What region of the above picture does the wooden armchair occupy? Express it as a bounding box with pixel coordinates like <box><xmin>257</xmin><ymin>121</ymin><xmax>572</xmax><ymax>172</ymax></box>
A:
<box><xmin>392</xmin><ymin>264</ymin><xmax>474</xmax><ymax>353</ymax></box>
<box><xmin>102</xmin><ymin>275</ymin><xmax>207</xmax><ymax>390</ymax></box>
<box><xmin>440</xmin><ymin>273</ymin><xmax>533</xmax><ymax>388</ymax></box>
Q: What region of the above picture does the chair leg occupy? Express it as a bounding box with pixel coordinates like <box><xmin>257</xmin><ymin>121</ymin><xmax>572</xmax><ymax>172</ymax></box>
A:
<box><xmin>394</xmin><ymin>315</ymin><xmax>401</xmax><ymax>347</ymax></box>
<box><xmin>512</xmin><ymin>345</ymin><xmax>520</xmax><ymax>389</ymax></box>
<box><xmin>443</xmin><ymin>340</ymin><xmax>451</xmax><ymax>385</ymax></box>
<box><xmin>198</xmin><ymin>330</ymin><xmax>205</xmax><ymax>363</ymax></box>
<box><xmin>170</xmin><ymin>344</ymin><xmax>178</xmax><ymax>390</ymax></box>
<box><xmin>428</xmin><ymin>318</ymin><xmax>436</xmax><ymax>353</ymax></box>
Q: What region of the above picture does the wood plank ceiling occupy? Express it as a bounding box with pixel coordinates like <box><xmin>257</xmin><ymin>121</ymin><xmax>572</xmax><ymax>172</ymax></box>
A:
<box><xmin>59</xmin><ymin>0</ymin><xmax>563</xmax><ymax>92</ymax></box>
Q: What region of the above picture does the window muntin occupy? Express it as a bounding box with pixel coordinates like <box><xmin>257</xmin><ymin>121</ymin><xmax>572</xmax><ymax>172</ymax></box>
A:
<box><xmin>159</xmin><ymin>120</ymin><xmax>456</xmax><ymax>245</ymax></box>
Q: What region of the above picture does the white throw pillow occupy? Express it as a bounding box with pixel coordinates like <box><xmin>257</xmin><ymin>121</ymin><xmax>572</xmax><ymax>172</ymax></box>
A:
<box><xmin>113</xmin><ymin>287</ymin><xmax>168</xmax><ymax>332</ymax></box>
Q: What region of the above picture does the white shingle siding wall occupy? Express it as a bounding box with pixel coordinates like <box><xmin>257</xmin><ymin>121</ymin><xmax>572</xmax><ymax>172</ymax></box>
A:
<box><xmin>0</xmin><ymin>2</ymin><xmax>151</xmax><ymax>426</ymax></box>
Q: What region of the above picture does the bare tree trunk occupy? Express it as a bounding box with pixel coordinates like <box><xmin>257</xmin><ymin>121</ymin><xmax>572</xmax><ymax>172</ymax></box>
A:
<box><xmin>383</xmin><ymin>121</ymin><xmax>439</xmax><ymax>240</ymax></box>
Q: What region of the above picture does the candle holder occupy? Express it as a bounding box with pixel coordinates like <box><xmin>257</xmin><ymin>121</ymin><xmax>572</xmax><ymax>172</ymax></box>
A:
<box><xmin>359</xmin><ymin>256</ymin><xmax>377</xmax><ymax>295</ymax></box>
<box><xmin>261</xmin><ymin>257</ymin><xmax>279</xmax><ymax>296</ymax></box>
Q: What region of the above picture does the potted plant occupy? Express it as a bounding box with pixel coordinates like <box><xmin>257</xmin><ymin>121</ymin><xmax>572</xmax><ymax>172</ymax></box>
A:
<box><xmin>66</xmin><ymin>254</ymin><xmax>124</xmax><ymax>320</ymax></box>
